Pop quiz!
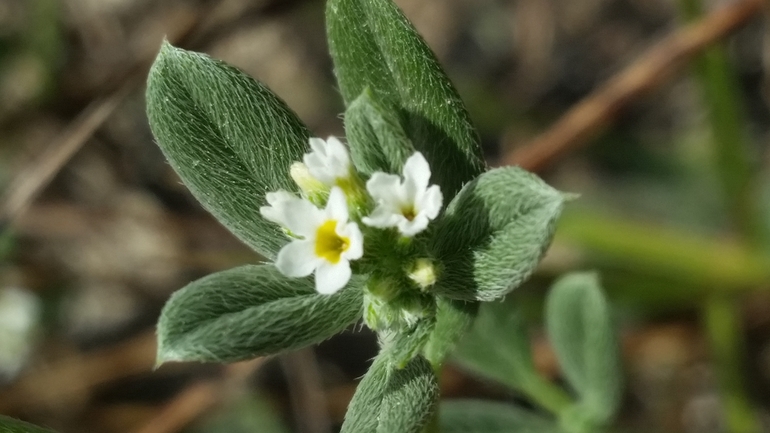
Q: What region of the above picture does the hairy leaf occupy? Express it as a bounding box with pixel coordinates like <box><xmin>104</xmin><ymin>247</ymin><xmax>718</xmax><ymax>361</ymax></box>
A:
<box><xmin>157</xmin><ymin>265</ymin><xmax>363</xmax><ymax>364</ymax></box>
<box><xmin>380</xmin><ymin>316</ymin><xmax>435</xmax><ymax>368</ymax></box>
<box><xmin>327</xmin><ymin>0</ymin><xmax>485</xmax><ymax>201</ymax></box>
<box><xmin>146</xmin><ymin>42</ymin><xmax>310</xmax><ymax>259</ymax></box>
<box><xmin>440</xmin><ymin>400</ymin><xmax>559</xmax><ymax>433</ymax></box>
<box><xmin>345</xmin><ymin>89</ymin><xmax>415</xmax><ymax>175</ymax></box>
<box><xmin>341</xmin><ymin>354</ymin><xmax>438</xmax><ymax>433</ymax></box>
<box><xmin>0</xmin><ymin>416</ymin><xmax>57</xmax><ymax>433</ymax></box>
<box><xmin>431</xmin><ymin>167</ymin><xmax>568</xmax><ymax>301</ymax></box>
<box><xmin>454</xmin><ymin>301</ymin><xmax>537</xmax><ymax>390</ymax></box>
<box><xmin>546</xmin><ymin>272</ymin><xmax>623</xmax><ymax>425</ymax></box>
<box><xmin>422</xmin><ymin>296</ymin><xmax>478</xmax><ymax>367</ymax></box>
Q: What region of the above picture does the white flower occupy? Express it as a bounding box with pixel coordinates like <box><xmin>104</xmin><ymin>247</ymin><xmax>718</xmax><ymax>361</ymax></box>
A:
<box><xmin>363</xmin><ymin>152</ymin><xmax>442</xmax><ymax>237</ymax></box>
<box><xmin>304</xmin><ymin>136</ymin><xmax>351</xmax><ymax>185</ymax></box>
<box><xmin>260</xmin><ymin>187</ymin><xmax>363</xmax><ymax>294</ymax></box>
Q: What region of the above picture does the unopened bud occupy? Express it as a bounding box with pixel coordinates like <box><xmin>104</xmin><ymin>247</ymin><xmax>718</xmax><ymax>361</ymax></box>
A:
<box><xmin>290</xmin><ymin>162</ymin><xmax>327</xmax><ymax>202</ymax></box>
<box><xmin>408</xmin><ymin>258</ymin><xmax>437</xmax><ymax>290</ymax></box>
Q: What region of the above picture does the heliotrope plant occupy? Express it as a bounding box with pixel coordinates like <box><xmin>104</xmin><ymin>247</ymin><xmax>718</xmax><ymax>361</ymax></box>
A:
<box><xmin>140</xmin><ymin>0</ymin><xmax>622</xmax><ymax>432</ymax></box>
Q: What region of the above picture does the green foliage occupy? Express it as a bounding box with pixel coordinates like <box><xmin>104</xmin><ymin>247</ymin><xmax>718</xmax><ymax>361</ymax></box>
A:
<box><xmin>327</xmin><ymin>0</ymin><xmax>486</xmax><ymax>201</ymax></box>
<box><xmin>431</xmin><ymin>167</ymin><xmax>568</xmax><ymax>301</ymax></box>
<box><xmin>454</xmin><ymin>301</ymin><xmax>537</xmax><ymax>390</ymax></box>
<box><xmin>546</xmin><ymin>272</ymin><xmax>623</xmax><ymax>425</ymax></box>
<box><xmin>341</xmin><ymin>354</ymin><xmax>438</xmax><ymax>433</ymax></box>
<box><xmin>440</xmin><ymin>400</ymin><xmax>559</xmax><ymax>433</ymax></box>
<box><xmin>0</xmin><ymin>416</ymin><xmax>56</xmax><ymax>433</ymax></box>
<box><xmin>422</xmin><ymin>297</ymin><xmax>478</xmax><ymax>367</ymax></box>
<box><xmin>156</xmin><ymin>265</ymin><xmax>363</xmax><ymax>364</ymax></box>
<box><xmin>146</xmin><ymin>42</ymin><xmax>310</xmax><ymax>259</ymax></box>
<box><xmin>345</xmin><ymin>89</ymin><xmax>416</xmax><ymax>176</ymax></box>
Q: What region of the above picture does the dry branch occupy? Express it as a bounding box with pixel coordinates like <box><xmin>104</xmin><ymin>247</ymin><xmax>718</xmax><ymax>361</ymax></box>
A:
<box><xmin>503</xmin><ymin>0</ymin><xmax>765</xmax><ymax>171</ymax></box>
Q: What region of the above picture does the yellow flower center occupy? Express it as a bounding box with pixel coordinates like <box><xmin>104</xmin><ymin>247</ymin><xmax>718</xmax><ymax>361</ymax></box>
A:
<box><xmin>315</xmin><ymin>220</ymin><xmax>350</xmax><ymax>263</ymax></box>
<box><xmin>401</xmin><ymin>205</ymin><xmax>416</xmax><ymax>221</ymax></box>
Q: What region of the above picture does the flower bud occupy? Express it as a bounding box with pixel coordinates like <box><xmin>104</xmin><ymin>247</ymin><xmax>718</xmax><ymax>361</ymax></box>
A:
<box><xmin>290</xmin><ymin>162</ymin><xmax>328</xmax><ymax>202</ymax></box>
<box><xmin>408</xmin><ymin>258</ymin><xmax>437</xmax><ymax>290</ymax></box>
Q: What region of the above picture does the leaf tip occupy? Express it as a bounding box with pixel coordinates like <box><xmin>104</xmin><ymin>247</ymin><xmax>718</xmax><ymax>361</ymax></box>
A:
<box><xmin>155</xmin><ymin>347</ymin><xmax>180</xmax><ymax>369</ymax></box>
<box><xmin>158</xmin><ymin>39</ymin><xmax>181</xmax><ymax>58</ymax></box>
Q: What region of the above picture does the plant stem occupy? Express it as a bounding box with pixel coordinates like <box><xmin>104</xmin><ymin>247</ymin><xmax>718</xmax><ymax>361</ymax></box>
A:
<box><xmin>677</xmin><ymin>0</ymin><xmax>763</xmax><ymax>431</ymax></box>
<box><xmin>423</xmin><ymin>358</ymin><xmax>442</xmax><ymax>433</ymax></box>
<box><xmin>422</xmin><ymin>405</ymin><xmax>441</xmax><ymax>433</ymax></box>
<box><xmin>557</xmin><ymin>210</ymin><xmax>770</xmax><ymax>292</ymax></box>
<box><xmin>703</xmin><ymin>296</ymin><xmax>763</xmax><ymax>433</ymax></box>
<box><xmin>520</xmin><ymin>373</ymin><xmax>573</xmax><ymax>416</ymax></box>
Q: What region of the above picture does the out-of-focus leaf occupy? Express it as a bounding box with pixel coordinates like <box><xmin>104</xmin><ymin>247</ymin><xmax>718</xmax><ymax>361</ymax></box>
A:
<box><xmin>440</xmin><ymin>400</ymin><xmax>559</xmax><ymax>433</ymax></box>
<box><xmin>453</xmin><ymin>301</ymin><xmax>536</xmax><ymax>390</ymax></box>
<box><xmin>545</xmin><ymin>272</ymin><xmax>623</xmax><ymax>425</ymax></box>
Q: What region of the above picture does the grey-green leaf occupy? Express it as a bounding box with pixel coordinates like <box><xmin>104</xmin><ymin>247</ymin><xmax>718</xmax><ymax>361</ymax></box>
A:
<box><xmin>345</xmin><ymin>89</ymin><xmax>415</xmax><ymax>175</ymax></box>
<box><xmin>422</xmin><ymin>296</ymin><xmax>478</xmax><ymax>367</ymax></box>
<box><xmin>157</xmin><ymin>265</ymin><xmax>363</xmax><ymax>364</ymax></box>
<box><xmin>440</xmin><ymin>400</ymin><xmax>559</xmax><ymax>433</ymax></box>
<box><xmin>431</xmin><ymin>167</ymin><xmax>567</xmax><ymax>301</ymax></box>
<box><xmin>146</xmin><ymin>42</ymin><xmax>310</xmax><ymax>259</ymax></box>
<box><xmin>454</xmin><ymin>301</ymin><xmax>538</xmax><ymax>390</ymax></box>
<box><xmin>0</xmin><ymin>416</ymin><xmax>57</xmax><ymax>433</ymax></box>
<box><xmin>545</xmin><ymin>272</ymin><xmax>623</xmax><ymax>425</ymax></box>
<box><xmin>327</xmin><ymin>0</ymin><xmax>485</xmax><ymax>200</ymax></box>
<box><xmin>341</xmin><ymin>354</ymin><xmax>438</xmax><ymax>433</ymax></box>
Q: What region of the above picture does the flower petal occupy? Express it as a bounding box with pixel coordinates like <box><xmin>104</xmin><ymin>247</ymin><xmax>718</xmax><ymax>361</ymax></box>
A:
<box><xmin>261</xmin><ymin>194</ymin><xmax>324</xmax><ymax>237</ymax></box>
<box><xmin>260</xmin><ymin>190</ymin><xmax>296</xmax><ymax>225</ymax></box>
<box><xmin>339</xmin><ymin>221</ymin><xmax>364</xmax><ymax>260</ymax></box>
<box><xmin>308</xmin><ymin>137</ymin><xmax>326</xmax><ymax>154</ymax></box>
<box><xmin>275</xmin><ymin>240</ymin><xmax>320</xmax><ymax>277</ymax></box>
<box><xmin>325</xmin><ymin>136</ymin><xmax>350</xmax><ymax>168</ymax></box>
<box><xmin>315</xmin><ymin>260</ymin><xmax>352</xmax><ymax>294</ymax></box>
<box><xmin>304</xmin><ymin>137</ymin><xmax>351</xmax><ymax>184</ymax></box>
<box><xmin>362</xmin><ymin>205</ymin><xmax>403</xmax><ymax>228</ymax></box>
<box><xmin>325</xmin><ymin>187</ymin><xmax>349</xmax><ymax>222</ymax></box>
<box><xmin>399</xmin><ymin>214</ymin><xmax>430</xmax><ymax>237</ymax></box>
<box><xmin>402</xmin><ymin>152</ymin><xmax>431</xmax><ymax>198</ymax></box>
<box><xmin>366</xmin><ymin>172</ymin><xmax>404</xmax><ymax>202</ymax></box>
<box><xmin>418</xmin><ymin>184</ymin><xmax>443</xmax><ymax>220</ymax></box>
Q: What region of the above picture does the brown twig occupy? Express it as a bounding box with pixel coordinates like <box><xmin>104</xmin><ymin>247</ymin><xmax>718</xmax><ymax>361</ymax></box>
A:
<box><xmin>503</xmin><ymin>0</ymin><xmax>764</xmax><ymax>172</ymax></box>
<box><xmin>0</xmin><ymin>88</ymin><xmax>129</xmax><ymax>228</ymax></box>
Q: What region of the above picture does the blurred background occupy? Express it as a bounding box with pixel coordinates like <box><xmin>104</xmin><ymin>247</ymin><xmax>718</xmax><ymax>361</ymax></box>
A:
<box><xmin>0</xmin><ymin>0</ymin><xmax>769</xmax><ymax>432</ymax></box>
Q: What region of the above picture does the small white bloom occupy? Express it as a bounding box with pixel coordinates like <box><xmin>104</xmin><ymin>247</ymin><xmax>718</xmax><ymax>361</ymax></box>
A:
<box><xmin>260</xmin><ymin>187</ymin><xmax>363</xmax><ymax>294</ymax></box>
<box><xmin>304</xmin><ymin>136</ymin><xmax>351</xmax><ymax>185</ymax></box>
<box><xmin>363</xmin><ymin>152</ymin><xmax>442</xmax><ymax>237</ymax></box>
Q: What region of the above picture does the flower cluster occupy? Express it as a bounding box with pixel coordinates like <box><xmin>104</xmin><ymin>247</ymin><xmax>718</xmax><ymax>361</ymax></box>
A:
<box><xmin>260</xmin><ymin>137</ymin><xmax>443</xmax><ymax>295</ymax></box>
